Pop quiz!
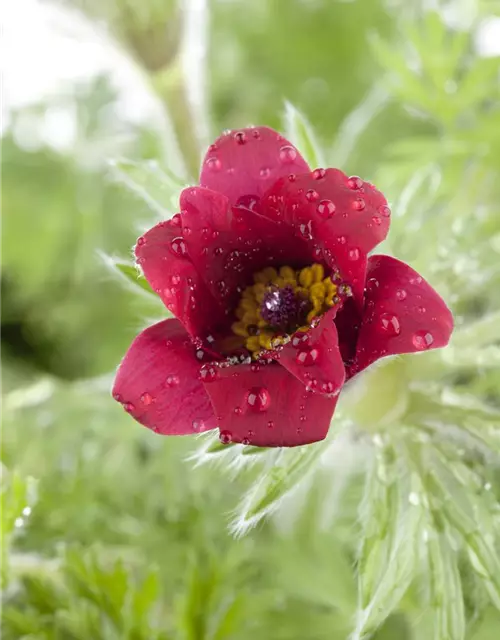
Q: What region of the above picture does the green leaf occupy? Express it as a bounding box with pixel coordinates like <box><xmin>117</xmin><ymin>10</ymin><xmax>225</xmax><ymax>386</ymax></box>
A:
<box><xmin>427</xmin><ymin>528</ymin><xmax>465</xmax><ymax>640</ymax></box>
<box><xmin>109</xmin><ymin>158</ymin><xmax>184</xmax><ymax>218</ymax></box>
<box><xmin>99</xmin><ymin>253</ymin><xmax>158</xmax><ymax>298</ymax></box>
<box><xmin>283</xmin><ymin>101</ymin><xmax>325</xmax><ymax>168</ymax></box>
<box><xmin>452</xmin><ymin>311</ymin><xmax>500</xmax><ymax>349</ymax></box>
<box><xmin>231</xmin><ymin>439</ymin><xmax>330</xmax><ymax>535</ymax></box>
<box><xmin>353</xmin><ymin>443</ymin><xmax>424</xmax><ymax>639</ymax></box>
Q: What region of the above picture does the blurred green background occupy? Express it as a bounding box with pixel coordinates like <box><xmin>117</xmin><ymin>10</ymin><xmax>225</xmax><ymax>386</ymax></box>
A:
<box><xmin>2</xmin><ymin>0</ymin><xmax>500</xmax><ymax>638</ymax></box>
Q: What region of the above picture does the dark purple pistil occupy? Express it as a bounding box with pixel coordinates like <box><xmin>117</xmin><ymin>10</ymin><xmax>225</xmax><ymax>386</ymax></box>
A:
<box><xmin>260</xmin><ymin>286</ymin><xmax>309</xmax><ymax>332</ymax></box>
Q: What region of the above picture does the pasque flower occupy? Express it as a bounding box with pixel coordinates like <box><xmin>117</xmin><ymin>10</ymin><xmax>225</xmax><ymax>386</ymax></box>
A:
<box><xmin>113</xmin><ymin>127</ymin><xmax>453</xmax><ymax>447</ymax></box>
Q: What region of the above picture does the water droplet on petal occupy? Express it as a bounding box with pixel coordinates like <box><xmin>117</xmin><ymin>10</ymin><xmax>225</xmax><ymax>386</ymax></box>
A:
<box><xmin>234</xmin><ymin>131</ymin><xmax>247</xmax><ymax>144</ymax></box>
<box><xmin>352</xmin><ymin>198</ymin><xmax>366</xmax><ymax>211</ymax></box>
<box><xmin>219</xmin><ymin>430</ymin><xmax>233</xmax><ymax>444</ymax></box>
<box><xmin>124</xmin><ymin>402</ymin><xmax>135</xmax><ymax>413</ymax></box>
<box><xmin>241</xmin><ymin>437</ymin><xmax>250</xmax><ymax>445</ymax></box>
<box><xmin>372</xmin><ymin>215</ymin><xmax>382</xmax><ymax>225</ymax></box>
<box><xmin>378</xmin><ymin>313</ymin><xmax>401</xmax><ymax>336</ymax></box>
<box><xmin>113</xmin><ymin>392</ymin><xmax>123</xmax><ymax>402</ymax></box>
<box><xmin>136</xmin><ymin>236</ymin><xmax>146</xmax><ymax>246</ymax></box>
<box><xmin>259</xmin><ymin>167</ymin><xmax>271</xmax><ymax>179</ymax></box>
<box><xmin>412</xmin><ymin>330</ymin><xmax>434</xmax><ymax>350</ymax></box>
<box><xmin>409</xmin><ymin>275</ymin><xmax>423</xmax><ymax>285</ymax></box>
<box><xmin>347</xmin><ymin>176</ymin><xmax>363</xmax><ymax>190</ymax></box>
<box><xmin>171</xmin><ymin>274</ymin><xmax>181</xmax><ymax>286</ymax></box>
<box><xmin>379</xmin><ymin>205</ymin><xmax>391</xmax><ymax>217</ymax></box>
<box><xmin>348</xmin><ymin>247</ymin><xmax>360</xmax><ymax>261</ymax></box>
<box><xmin>234</xmin><ymin>406</ymin><xmax>243</xmax><ymax>416</ymax></box>
<box><xmin>206</xmin><ymin>157</ymin><xmax>221</xmax><ymax>171</ymax></box>
<box><xmin>317</xmin><ymin>199</ymin><xmax>336</xmax><ymax>219</ymax></box>
<box><xmin>279</xmin><ymin>145</ymin><xmax>297</xmax><ymax>163</ymax></box>
<box><xmin>299</xmin><ymin>221</ymin><xmax>313</xmax><ymax>240</ymax></box>
<box><xmin>366</xmin><ymin>277</ymin><xmax>379</xmax><ymax>293</ymax></box>
<box><xmin>166</xmin><ymin>375</ymin><xmax>180</xmax><ymax>387</ymax></box>
<box><xmin>306</xmin><ymin>189</ymin><xmax>319</xmax><ymax>202</ymax></box>
<box><xmin>140</xmin><ymin>392</ymin><xmax>153</xmax><ymax>405</ymax></box>
<box><xmin>199</xmin><ymin>364</ymin><xmax>219</xmax><ymax>383</ymax></box>
<box><xmin>170</xmin><ymin>237</ymin><xmax>187</xmax><ymax>257</ymax></box>
<box><xmin>250</xmin><ymin>363</ymin><xmax>261</xmax><ymax>373</ymax></box>
<box><xmin>246</xmin><ymin>387</ymin><xmax>271</xmax><ymax>412</ymax></box>
<box><xmin>321</xmin><ymin>381</ymin><xmax>336</xmax><ymax>394</ymax></box>
<box><xmin>292</xmin><ymin>332</ymin><xmax>311</xmax><ymax>348</ymax></box>
<box><xmin>288</xmin><ymin>173</ymin><xmax>297</xmax><ymax>182</ymax></box>
<box><xmin>337</xmin><ymin>235</ymin><xmax>347</xmax><ymax>245</ymax></box>
<box><xmin>192</xmin><ymin>419</ymin><xmax>205</xmax><ymax>431</ymax></box>
<box><xmin>296</xmin><ymin>348</ymin><xmax>320</xmax><ymax>366</ymax></box>
<box><xmin>396</xmin><ymin>288</ymin><xmax>407</xmax><ymax>301</ymax></box>
<box><xmin>214</xmin><ymin>247</ymin><xmax>224</xmax><ymax>256</ymax></box>
<box><xmin>267</xmin><ymin>420</ymin><xmax>275</xmax><ymax>429</ymax></box>
<box><xmin>312</xmin><ymin>168</ymin><xmax>326</xmax><ymax>180</ymax></box>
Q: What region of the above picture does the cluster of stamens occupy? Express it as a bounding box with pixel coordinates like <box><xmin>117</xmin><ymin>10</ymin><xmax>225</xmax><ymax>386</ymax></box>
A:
<box><xmin>231</xmin><ymin>263</ymin><xmax>344</xmax><ymax>357</ymax></box>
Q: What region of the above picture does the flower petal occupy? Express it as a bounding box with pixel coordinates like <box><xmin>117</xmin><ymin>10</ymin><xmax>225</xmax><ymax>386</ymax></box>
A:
<box><xmin>113</xmin><ymin>319</ymin><xmax>217</xmax><ymax>435</ymax></box>
<box><xmin>180</xmin><ymin>186</ymin><xmax>313</xmax><ymax>311</ymax></box>
<box><xmin>261</xmin><ymin>170</ymin><xmax>389</xmax><ymax>303</ymax></box>
<box><xmin>202</xmin><ymin>363</ymin><xmax>338</xmax><ymax>447</ymax></box>
<box><xmin>199</xmin><ymin>126</ymin><xmax>310</xmax><ymax>207</ymax></box>
<box><xmin>350</xmin><ymin>255</ymin><xmax>454</xmax><ymax>376</ymax></box>
<box><xmin>277</xmin><ymin>309</ymin><xmax>346</xmax><ymax>395</ymax></box>
<box><xmin>135</xmin><ymin>219</ymin><xmax>227</xmax><ymax>338</ymax></box>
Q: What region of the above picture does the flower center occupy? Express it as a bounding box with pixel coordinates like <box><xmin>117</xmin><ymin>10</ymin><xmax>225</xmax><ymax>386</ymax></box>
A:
<box><xmin>231</xmin><ymin>263</ymin><xmax>347</xmax><ymax>356</ymax></box>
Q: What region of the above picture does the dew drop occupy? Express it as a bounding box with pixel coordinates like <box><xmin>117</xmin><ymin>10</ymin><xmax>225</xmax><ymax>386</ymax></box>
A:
<box><xmin>206</xmin><ymin>156</ymin><xmax>221</xmax><ymax>171</ymax></box>
<box><xmin>199</xmin><ymin>364</ymin><xmax>219</xmax><ymax>383</ymax></box>
<box><xmin>296</xmin><ymin>348</ymin><xmax>319</xmax><ymax>366</ymax></box>
<box><xmin>347</xmin><ymin>176</ymin><xmax>363</xmax><ymax>190</ymax></box>
<box><xmin>299</xmin><ymin>220</ymin><xmax>313</xmax><ymax>240</ymax></box>
<box><xmin>412</xmin><ymin>330</ymin><xmax>434</xmax><ymax>350</ymax></box>
<box><xmin>317</xmin><ymin>199</ymin><xmax>336</xmax><ymax>219</ymax></box>
<box><xmin>171</xmin><ymin>274</ymin><xmax>181</xmax><ymax>286</ymax></box>
<box><xmin>170</xmin><ymin>213</ymin><xmax>182</xmax><ymax>227</ymax></box>
<box><xmin>246</xmin><ymin>387</ymin><xmax>271</xmax><ymax>412</ymax></box>
<box><xmin>292</xmin><ymin>332</ymin><xmax>311</xmax><ymax>348</ymax></box>
<box><xmin>259</xmin><ymin>167</ymin><xmax>271</xmax><ymax>179</ymax></box>
<box><xmin>219</xmin><ymin>430</ymin><xmax>233</xmax><ymax>444</ymax></box>
<box><xmin>166</xmin><ymin>374</ymin><xmax>180</xmax><ymax>387</ymax></box>
<box><xmin>312</xmin><ymin>168</ymin><xmax>326</xmax><ymax>180</ymax></box>
<box><xmin>306</xmin><ymin>189</ymin><xmax>319</xmax><ymax>202</ymax></box>
<box><xmin>409</xmin><ymin>275</ymin><xmax>423</xmax><ymax>285</ymax></box>
<box><xmin>352</xmin><ymin>198</ymin><xmax>366</xmax><ymax>211</ymax></box>
<box><xmin>241</xmin><ymin>437</ymin><xmax>250</xmax><ymax>445</ymax></box>
<box><xmin>234</xmin><ymin>406</ymin><xmax>243</xmax><ymax>416</ymax></box>
<box><xmin>234</xmin><ymin>131</ymin><xmax>247</xmax><ymax>144</ymax></box>
<box><xmin>396</xmin><ymin>288</ymin><xmax>407</xmax><ymax>301</ymax></box>
<box><xmin>214</xmin><ymin>247</ymin><xmax>224</xmax><ymax>256</ymax></box>
<box><xmin>372</xmin><ymin>215</ymin><xmax>382</xmax><ymax>225</ymax></box>
<box><xmin>279</xmin><ymin>145</ymin><xmax>297</xmax><ymax>163</ymax></box>
<box><xmin>136</xmin><ymin>236</ymin><xmax>146</xmax><ymax>246</ymax></box>
<box><xmin>348</xmin><ymin>247</ymin><xmax>360</xmax><ymax>261</ymax></box>
<box><xmin>124</xmin><ymin>402</ymin><xmax>135</xmax><ymax>413</ymax></box>
<box><xmin>112</xmin><ymin>392</ymin><xmax>123</xmax><ymax>402</ymax></box>
<box><xmin>365</xmin><ymin>277</ymin><xmax>379</xmax><ymax>294</ymax></box>
<box><xmin>337</xmin><ymin>235</ymin><xmax>347</xmax><ymax>245</ymax></box>
<box><xmin>250</xmin><ymin>363</ymin><xmax>261</xmax><ymax>373</ymax></box>
<box><xmin>140</xmin><ymin>392</ymin><xmax>153</xmax><ymax>406</ymax></box>
<box><xmin>378</xmin><ymin>313</ymin><xmax>401</xmax><ymax>337</ymax></box>
<box><xmin>170</xmin><ymin>237</ymin><xmax>187</xmax><ymax>257</ymax></box>
<box><xmin>267</xmin><ymin>420</ymin><xmax>275</xmax><ymax>429</ymax></box>
<box><xmin>379</xmin><ymin>204</ymin><xmax>391</xmax><ymax>217</ymax></box>
<box><xmin>321</xmin><ymin>381</ymin><xmax>336</xmax><ymax>394</ymax></box>
<box><xmin>287</xmin><ymin>173</ymin><xmax>297</xmax><ymax>182</ymax></box>
<box><xmin>192</xmin><ymin>418</ymin><xmax>205</xmax><ymax>431</ymax></box>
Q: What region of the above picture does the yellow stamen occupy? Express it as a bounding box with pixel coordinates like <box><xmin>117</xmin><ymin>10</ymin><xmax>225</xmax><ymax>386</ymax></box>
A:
<box><xmin>232</xmin><ymin>262</ymin><xmax>344</xmax><ymax>357</ymax></box>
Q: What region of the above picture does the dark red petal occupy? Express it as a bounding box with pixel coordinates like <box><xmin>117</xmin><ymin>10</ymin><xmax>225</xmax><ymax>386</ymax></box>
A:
<box><xmin>180</xmin><ymin>186</ymin><xmax>313</xmax><ymax>310</ymax></box>
<box><xmin>277</xmin><ymin>309</ymin><xmax>346</xmax><ymax>395</ymax></box>
<box><xmin>199</xmin><ymin>126</ymin><xmax>310</xmax><ymax>207</ymax></box>
<box><xmin>135</xmin><ymin>220</ymin><xmax>227</xmax><ymax>338</ymax></box>
<box><xmin>113</xmin><ymin>319</ymin><xmax>217</xmax><ymax>435</ymax></box>
<box><xmin>203</xmin><ymin>363</ymin><xmax>339</xmax><ymax>447</ymax></box>
<box><xmin>261</xmin><ymin>170</ymin><xmax>389</xmax><ymax>302</ymax></box>
<box><xmin>350</xmin><ymin>255</ymin><xmax>454</xmax><ymax>376</ymax></box>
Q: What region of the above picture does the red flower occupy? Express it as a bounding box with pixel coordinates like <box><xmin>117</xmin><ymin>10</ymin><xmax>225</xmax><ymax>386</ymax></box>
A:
<box><xmin>113</xmin><ymin>127</ymin><xmax>453</xmax><ymax>447</ymax></box>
